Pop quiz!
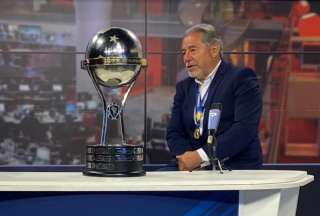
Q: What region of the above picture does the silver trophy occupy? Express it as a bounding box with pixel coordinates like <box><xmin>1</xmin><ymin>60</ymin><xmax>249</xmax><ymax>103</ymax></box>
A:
<box><xmin>81</xmin><ymin>27</ymin><xmax>147</xmax><ymax>176</ymax></box>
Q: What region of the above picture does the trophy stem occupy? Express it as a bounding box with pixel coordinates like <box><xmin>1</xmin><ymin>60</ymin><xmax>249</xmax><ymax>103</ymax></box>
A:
<box><xmin>99</xmin><ymin>81</ymin><xmax>135</xmax><ymax>146</ymax></box>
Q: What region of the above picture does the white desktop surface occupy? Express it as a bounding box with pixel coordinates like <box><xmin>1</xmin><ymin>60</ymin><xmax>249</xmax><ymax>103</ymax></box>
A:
<box><xmin>0</xmin><ymin>170</ymin><xmax>313</xmax><ymax>192</ymax></box>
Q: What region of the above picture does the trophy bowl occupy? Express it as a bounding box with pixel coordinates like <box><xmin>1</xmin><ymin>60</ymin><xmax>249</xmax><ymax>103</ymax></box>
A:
<box><xmin>81</xmin><ymin>27</ymin><xmax>147</xmax><ymax>177</ymax></box>
<box><xmin>83</xmin><ymin>27</ymin><xmax>146</xmax><ymax>87</ymax></box>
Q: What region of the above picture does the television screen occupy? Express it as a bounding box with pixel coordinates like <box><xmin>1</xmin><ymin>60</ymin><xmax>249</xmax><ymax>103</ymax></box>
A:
<box><xmin>20</xmin><ymin>104</ymin><xmax>34</xmax><ymax>113</ymax></box>
<box><xmin>52</xmin><ymin>84</ymin><xmax>63</xmax><ymax>92</ymax></box>
<box><xmin>86</xmin><ymin>100</ymin><xmax>98</xmax><ymax>110</ymax></box>
<box><xmin>77</xmin><ymin>102</ymin><xmax>85</xmax><ymax>110</ymax></box>
<box><xmin>19</xmin><ymin>84</ymin><xmax>30</xmax><ymax>91</ymax></box>
<box><xmin>18</xmin><ymin>24</ymin><xmax>41</xmax><ymax>42</ymax></box>
<box><xmin>66</xmin><ymin>103</ymin><xmax>77</xmax><ymax>114</ymax></box>
<box><xmin>0</xmin><ymin>84</ymin><xmax>7</xmax><ymax>91</ymax></box>
<box><xmin>36</xmin><ymin>147</ymin><xmax>50</xmax><ymax>161</ymax></box>
<box><xmin>0</xmin><ymin>23</ymin><xmax>9</xmax><ymax>40</ymax></box>
<box><xmin>0</xmin><ymin>103</ymin><xmax>5</xmax><ymax>112</ymax></box>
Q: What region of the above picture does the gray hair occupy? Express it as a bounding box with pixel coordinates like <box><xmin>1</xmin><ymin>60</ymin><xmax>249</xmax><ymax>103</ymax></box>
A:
<box><xmin>184</xmin><ymin>24</ymin><xmax>223</xmax><ymax>53</ymax></box>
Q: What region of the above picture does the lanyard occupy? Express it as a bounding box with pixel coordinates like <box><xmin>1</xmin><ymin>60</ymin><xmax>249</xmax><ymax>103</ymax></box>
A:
<box><xmin>194</xmin><ymin>85</ymin><xmax>209</xmax><ymax>139</ymax></box>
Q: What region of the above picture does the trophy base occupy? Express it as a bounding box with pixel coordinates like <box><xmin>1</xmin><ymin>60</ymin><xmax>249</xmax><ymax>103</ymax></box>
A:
<box><xmin>83</xmin><ymin>144</ymin><xmax>145</xmax><ymax>177</ymax></box>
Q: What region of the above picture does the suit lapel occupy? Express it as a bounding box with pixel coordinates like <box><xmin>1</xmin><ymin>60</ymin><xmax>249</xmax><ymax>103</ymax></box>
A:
<box><xmin>202</xmin><ymin>61</ymin><xmax>226</xmax><ymax>132</ymax></box>
<box><xmin>186</xmin><ymin>80</ymin><xmax>198</xmax><ymax>128</ymax></box>
<box><xmin>184</xmin><ymin>61</ymin><xmax>228</xmax><ymax>138</ymax></box>
<box><xmin>205</xmin><ymin>62</ymin><xmax>226</xmax><ymax>107</ymax></box>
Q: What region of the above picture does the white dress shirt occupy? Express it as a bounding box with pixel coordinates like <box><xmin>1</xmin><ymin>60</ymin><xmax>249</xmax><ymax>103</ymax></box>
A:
<box><xmin>194</xmin><ymin>60</ymin><xmax>221</xmax><ymax>166</ymax></box>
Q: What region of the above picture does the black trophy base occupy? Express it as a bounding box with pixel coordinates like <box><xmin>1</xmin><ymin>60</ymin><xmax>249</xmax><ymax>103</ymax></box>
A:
<box><xmin>83</xmin><ymin>144</ymin><xmax>145</xmax><ymax>177</ymax></box>
<box><xmin>83</xmin><ymin>168</ymin><xmax>145</xmax><ymax>177</ymax></box>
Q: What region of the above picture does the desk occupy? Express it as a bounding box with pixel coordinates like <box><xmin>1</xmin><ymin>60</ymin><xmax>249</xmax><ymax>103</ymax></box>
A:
<box><xmin>0</xmin><ymin>170</ymin><xmax>313</xmax><ymax>216</ymax></box>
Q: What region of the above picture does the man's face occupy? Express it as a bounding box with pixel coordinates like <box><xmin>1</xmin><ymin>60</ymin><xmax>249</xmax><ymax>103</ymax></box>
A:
<box><xmin>181</xmin><ymin>31</ymin><xmax>219</xmax><ymax>81</ymax></box>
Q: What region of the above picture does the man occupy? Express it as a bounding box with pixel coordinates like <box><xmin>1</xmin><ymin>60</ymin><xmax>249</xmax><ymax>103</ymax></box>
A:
<box><xmin>166</xmin><ymin>24</ymin><xmax>262</xmax><ymax>171</ymax></box>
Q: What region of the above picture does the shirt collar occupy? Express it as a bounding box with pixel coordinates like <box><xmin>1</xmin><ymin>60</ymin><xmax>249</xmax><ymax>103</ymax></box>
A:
<box><xmin>195</xmin><ymin>60</ymin><xmax>221</xmax><ymax>85</ymax></box>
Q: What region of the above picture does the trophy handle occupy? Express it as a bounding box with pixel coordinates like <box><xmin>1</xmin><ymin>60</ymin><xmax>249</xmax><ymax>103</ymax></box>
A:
<box><xmin>119</xmin><ymin>80</ymin><xmax>136</xmax><ymax>143</ymax></box>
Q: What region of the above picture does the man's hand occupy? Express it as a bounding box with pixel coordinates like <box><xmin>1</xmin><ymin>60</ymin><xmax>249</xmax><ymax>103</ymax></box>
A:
<box><xmin>176</xmin><ymin>151</ymin><xmax>202</xmax><ymax>171</ymax></box>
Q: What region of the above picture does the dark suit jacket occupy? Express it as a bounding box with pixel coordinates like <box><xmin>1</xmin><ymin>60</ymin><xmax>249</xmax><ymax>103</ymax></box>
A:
<box><xmin>167</xmin><ymin>61</ymin><xmax>263</xmax><ymax>169</ymax></box>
